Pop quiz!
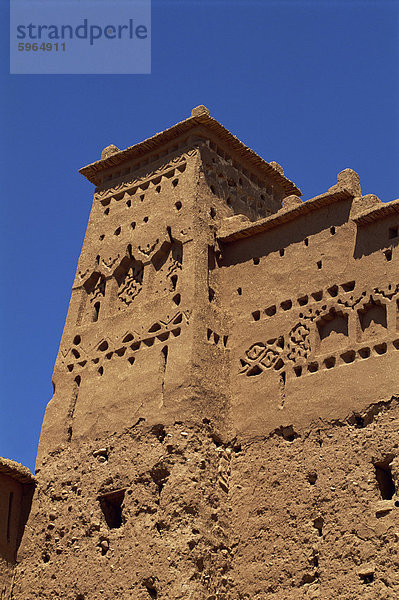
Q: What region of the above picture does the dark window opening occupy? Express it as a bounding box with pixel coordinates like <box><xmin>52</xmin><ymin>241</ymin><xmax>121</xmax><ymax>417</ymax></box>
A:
<box><xmin>374</xmin><ymin>460</ymin><xmax>395</xmax><ymax>500</ymax></box>
<box><xmin>99</xmin><ymin>490</ymin><xmax>125</xmax><ymax>529</ymax></box>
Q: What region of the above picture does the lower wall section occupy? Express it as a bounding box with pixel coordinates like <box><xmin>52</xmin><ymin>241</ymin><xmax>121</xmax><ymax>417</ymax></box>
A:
<box><xmin>0</xmin><ymin>559</ymin><xmax>14</xmax><ymax>600</ymax></box>
<box><xmin>14</xmin><ymin>419</ymin><xmax>232</xmax><ymax>600</ymax></box>
<box><xmin>228</xmin><ymin>395</ymin><xmax>399</xmax><ymax>600</ymax></box>
<box><xmin>12</xmin><ymin>395</ymin><xmax>399</xmax><ymax>600</ymax></box>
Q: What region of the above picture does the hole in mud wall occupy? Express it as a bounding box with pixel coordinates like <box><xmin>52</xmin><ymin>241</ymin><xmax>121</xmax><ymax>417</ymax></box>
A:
<box><xmin>143</xmin><ymin>579</ymin><xmax>158</xmax><ymax>599</ymax></box>
<box><xmin>330</xmin><ymin>226</ymin><xmax>336</xmax><ymax>235</ymax></box>
<box><xmin>281</xmin><ymin>299</ymin><xmax>292</xmax><ymax>311</ymax></box>
<box><xmin>298</xmin><ymin>295</ymin><xmax>308</xmax><ymax>306</ymax></box>
<box><xmin>173</xmin><ymin>293</ymin><xmax>181</xmax><ymax>305</ymax></box>
<box><xmin>175</xmin><ymin>201</ymin><xmax>182</xmax><ymax>210</ymax></box>
<box><xmin>93</xmin><ymin>302</ymin><xmax>101</xmax><ymax>322</ymax></box>
<box><xmin>374</xmin><ymin>342</ymin><xmax>387</xmax><ymax>355</ymax></box>
<box><xmin>209</xmin><ymin>287</ymin><xmax>215</xmax><ymax>302</ymax></box>
<box><xmin>170</xmin><ymin>274</ymin><xmax>178</xmax><ymax>291</ymax></box>
<box><xmin>279</xmin><ymin>248</ymin><xmax>285</xmax><ymax>257</ymax></box>
<box><xmin>253</xmin><ymin>257</ymin><xmax>260</xmax><ymax>265</ymax></box>
<box><xmin>327</xmin><ymin>285</ymin><xmax>338</xmax><ymax>297</ymax></box>
<box><xmin>99</xmin><ymin>490</ymin><xmax>125</xmax><ymax>529</ymax></box>
<box><xmin>342</xmin><ymin>281</ymin><xmax>355</xmax><ymax>292</ymax></box>
<box><xmin>341</xmin><ymin>350</ymin><xmax>355</xmax><ymax>363</ymax></box>
<box><xmin>304</xmin><ymin>238</ymin><xmax>309</xmax><ymax>246</ymax></box>
<box><xmin>317</xmin><ymin>260</ymin><xmax>322</xmax><ymax>269</ymax></box>
<box><xmin>384</xmin><ymin>249</ymin><xmax>393</xmax><ymax>261</ymax></box>
<box><xmin>374</xmin><ymin>458</ymin><xmax>396</xmax><ymax>500</ymax></box>
<box><xmin>324</xmin><ymin>356</ymin><xmax>336</xmax><ymax>369</ymax></box>
<box><xmin>172</xmin><ymin>178</ymin><xmax>179</xmax><ymax>187</ymax></box>
<box><xmin>161</xmin><ymin>345</ymin><xmax>168</xmax><ymax>367</ymax></box>
<box><xmin>313</xmin><ymin>516</ymin><xmax>324</xmax><ymax>537</ymax></box>
<box><xmin>252</xmin><ymin>310</ymin><xmax>260</xmax><ymax>321</ymax></box>
<box><xmin>73</xmin><ymin>335</ymin><xmax>81</xmax><ymax>345</ymax></box>
<box><xmin>237</xmin><ymin>287</ymin><xmax>242</xmax><ymax>296</ymax></box>
<box><xmin>359</xmin><ymin>572</ymin><xmax>374</xmax><ymax>585</ymax></box>
<box><xmin>358</xmin><ymin>301</ymin><xmax>387</xmax><ymax>336</ymax></box>
<box><xmin>359</xmin><ymin>347</ymin><xmax>371</xmax><ymax>359</ymax></box>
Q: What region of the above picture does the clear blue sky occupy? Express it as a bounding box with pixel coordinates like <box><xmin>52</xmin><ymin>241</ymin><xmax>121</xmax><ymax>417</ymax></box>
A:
<box><xmin>1</xmin><ymin>0</ymin><xmax>398</xmax><ymax>472</ymax></box>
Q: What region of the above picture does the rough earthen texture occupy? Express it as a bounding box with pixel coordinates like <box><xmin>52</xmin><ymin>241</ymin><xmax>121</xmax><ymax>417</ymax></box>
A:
<box><xmin>2</xmin><ymin>107</ymin><xmax>398</xmax><ymax>598</ymax></box>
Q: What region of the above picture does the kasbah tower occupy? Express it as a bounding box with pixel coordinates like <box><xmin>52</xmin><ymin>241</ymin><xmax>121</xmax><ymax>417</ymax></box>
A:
<box><xmin>1</xmin><ymin>106</ymin><xmax>399</xmax><ymax>600</ymax></box>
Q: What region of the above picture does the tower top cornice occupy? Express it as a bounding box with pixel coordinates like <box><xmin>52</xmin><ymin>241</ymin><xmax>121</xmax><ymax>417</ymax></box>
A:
<box><xmin>79</xmin><ymin>106</ymin><xmax>301</xmax><ymax>196</ymax></box>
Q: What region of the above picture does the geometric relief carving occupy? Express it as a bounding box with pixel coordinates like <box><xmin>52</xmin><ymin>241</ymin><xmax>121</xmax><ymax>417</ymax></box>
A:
<box><xmin>82</xmin><ymin>271</ymin><xmax>106</xmax><ymax>322</ymax></box>
<box><xmin>114</xmin><ymin>256</ymin><xmax>144</xmax><ymax>306</ymax></box>
<box><xmin>239</xmin><ymin>338</ymin><xmax>285</xmax><ymax>376</ymax></box>
<box><xmin>94</xmin><ymin>151</ymin><xmax>193</xmax><ymax>204</ymax></box>
<box><xmin>63</xmin><ymin>310</ymin><xmax>189</xmax><ymax>374</ymax></box>
<box><xmin>241</xmin><ymin>283</ymin><xmax>398</xmax><ymax>379</ymax></box>
<box><xmin>151</xmin><ymin>240</ymin><xmax>183</xmax><ymax>292</ymax></box>
<box><xmin>83</xmin><ymin>271</ymin><xmax>106</xmax><ymax>301</ymax></box>
<box><xmin>286</xmin><ymin>322</ymin><xmax>311</xmax><ymax>362</ymax></box>
<box><xmin>240</xmin><ymin>320</ymin><xmax>313</xmax><ymax>377</ymax></box>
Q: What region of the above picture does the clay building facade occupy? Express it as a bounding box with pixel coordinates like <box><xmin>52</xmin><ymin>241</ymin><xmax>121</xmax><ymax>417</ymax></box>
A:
<box><xmin>1</xmin><ymin>106</ymin><xmax>398</xmax><ymax>599</ymax></box>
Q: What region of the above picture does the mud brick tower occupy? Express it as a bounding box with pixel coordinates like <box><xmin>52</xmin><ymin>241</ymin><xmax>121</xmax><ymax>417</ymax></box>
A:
<box><xmin>3</xmin><ymin>106</ymin><xmax>399</xmax><ymax>600</ymax></box>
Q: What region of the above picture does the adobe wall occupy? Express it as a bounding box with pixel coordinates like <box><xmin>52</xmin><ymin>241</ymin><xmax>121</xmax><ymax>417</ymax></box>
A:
<box><xmin>37</xmin><ymin>140</ymin><xmax>216</xmax><ymax>465</ymax></box>
<box><xmin>10</xmin><ymin>110</ymin><xmax>399</xmax><ymax>599</ymax></box>
<box><xmin>215</xmin><ymin>188</ymin><xmax>399</xmax><ymax>440</ymax></box>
